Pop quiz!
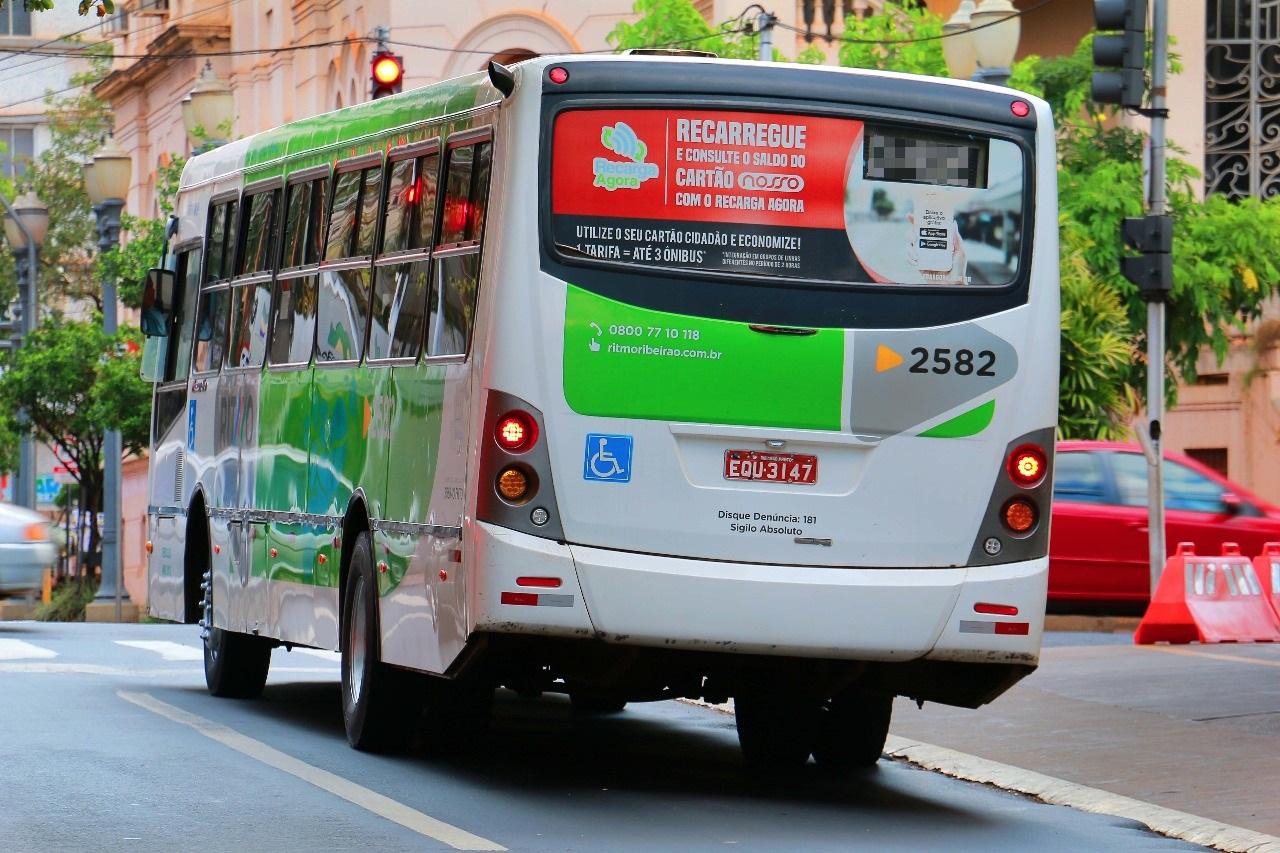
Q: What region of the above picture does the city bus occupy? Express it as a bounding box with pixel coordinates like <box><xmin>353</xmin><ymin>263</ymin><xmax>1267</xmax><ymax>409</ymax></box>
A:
<box><xmin>140</xmin><ymin>53</ymin><xmax>1058</xmax><ymax>768</ymax></box>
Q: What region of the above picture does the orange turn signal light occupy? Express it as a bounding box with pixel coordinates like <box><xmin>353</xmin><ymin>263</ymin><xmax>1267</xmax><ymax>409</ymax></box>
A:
<box><xmin>497</xmin><ymin>466</ymin><xmax>531</xmax><ymax>502</ymax></box>
<box><xmin>24</xmin><ymin>522</ymin><xmax>48</xmax><ymax>542</ymax></box>
<box><xmin>1003</xmin><ymin>498</ymin><xmax>1038</xmax><ymax>534</ymax></box>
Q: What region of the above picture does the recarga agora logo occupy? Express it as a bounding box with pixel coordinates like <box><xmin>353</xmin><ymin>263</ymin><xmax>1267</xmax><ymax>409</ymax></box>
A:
<box><xmin>593</xmin><ymin>121</ymin><xmax>659</xmax><ymax>191</ymax></box>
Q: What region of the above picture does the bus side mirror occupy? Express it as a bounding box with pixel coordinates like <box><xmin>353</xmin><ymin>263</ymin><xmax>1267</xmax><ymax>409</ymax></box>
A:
<box><xmin>140</xmin><ymin>268</ymin><xmax>176</xmax><ymax>338</ymax></box>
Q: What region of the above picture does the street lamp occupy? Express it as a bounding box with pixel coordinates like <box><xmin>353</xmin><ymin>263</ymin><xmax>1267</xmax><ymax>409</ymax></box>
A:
<box><xmin>943</xmin><ymin>0</ymin><xmax>1021</xmax><ymax>86</ymax></box>
<box><xmin>83</xmin><ymin>134</ymin><xmax>131</xmax><ymax>621</ymax></box>
<box><xmin>181</xmin><ymin>61</ymin><xmax>234</xmax><ymax>153</ymax></box>
<box><xmin>2</xmin><ymin>190</ymin><xmax>48</xmax><ymax>512</ymax></box>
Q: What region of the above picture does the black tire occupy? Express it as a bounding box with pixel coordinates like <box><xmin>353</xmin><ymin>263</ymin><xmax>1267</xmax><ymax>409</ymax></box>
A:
<box><xmin>812</xmin><ymin>687</ymin><xmax>893</xmax><ymax>770</ymax></box>
<box><xmin>734</xmin><ymin>687</ymin><xmax>820</xmax><ymax>769</ymax></box>
<box><xmin>202</xmin><ymin>564</ymin><xmax>272</xmax><ymax>699</ymax></box>
<box><xmin>569</xmin><ymin>690</ymin><xmax>627</xmax><ymax>714</ymax></box>
<box><xmin>341</xmin><ymin>531</ymin><xmax>425</xmax><ymax>752</ymax></box>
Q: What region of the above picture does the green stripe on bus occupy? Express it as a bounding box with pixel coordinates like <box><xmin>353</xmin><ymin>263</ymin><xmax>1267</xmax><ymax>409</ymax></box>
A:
<box><xmin>918</xmin><ymin>400</ymin><xmax>996</xmax><ymax>438</ymax></box>
<box><xmin>563</xmin><ymin>285</ymin><xmax>843</xmax><ymax>430</ymax></box>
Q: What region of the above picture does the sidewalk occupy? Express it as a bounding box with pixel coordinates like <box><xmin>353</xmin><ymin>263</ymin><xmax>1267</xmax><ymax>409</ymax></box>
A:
<box><xmin>888</xmin><ymin>633</ymin><xmax>1280</xmax><ymax>838</ymax></box>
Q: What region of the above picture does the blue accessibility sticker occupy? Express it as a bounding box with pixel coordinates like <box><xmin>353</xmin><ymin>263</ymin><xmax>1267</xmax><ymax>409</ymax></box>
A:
<box><xmin>187</xmin><ymin>400</ymin><xmax>197</xmax><ymax>451</ymax></box>
<box><xmin>583</xmin><ymin>433</ymin><xmax>633</xmax><ymax>483</ymax></box>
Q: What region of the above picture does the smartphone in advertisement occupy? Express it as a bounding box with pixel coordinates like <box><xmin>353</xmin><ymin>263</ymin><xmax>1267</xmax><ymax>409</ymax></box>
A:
<box><xmin>914</xmin><ymin>189</ymin><xmax>954</xmax><ymax>273</ymax></box>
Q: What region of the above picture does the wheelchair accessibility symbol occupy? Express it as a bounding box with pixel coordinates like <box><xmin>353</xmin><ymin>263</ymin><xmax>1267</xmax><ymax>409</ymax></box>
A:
<box><xmin>583</xmin><ymin>433</ymin><xmax>633</xmax><ymax>483</ymax></box>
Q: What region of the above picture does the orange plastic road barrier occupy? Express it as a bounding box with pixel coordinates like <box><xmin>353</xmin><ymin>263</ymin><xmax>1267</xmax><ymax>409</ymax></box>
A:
<box><xmin>1134</xmin><ymin>542</ymin><xmax>1280</xmax><ymax>644</ymax></box>
<box><xmin>1254</xmin><ymin>542</ymin><xmax>1280</xmax><ymax>623</ymax></box>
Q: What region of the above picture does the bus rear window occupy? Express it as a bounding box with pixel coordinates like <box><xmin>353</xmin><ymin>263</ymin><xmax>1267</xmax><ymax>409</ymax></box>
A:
<box><xmin>549</xmin><ymin>108</ymin><xmax>1026</xmax><ymax>287</ymax></box>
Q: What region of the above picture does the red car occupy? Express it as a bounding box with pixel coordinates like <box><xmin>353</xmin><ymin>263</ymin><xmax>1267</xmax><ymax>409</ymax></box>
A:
<box><xmin>1050</xmin><ymin>440</ymin><xmax>1280</xmax><ymax>608</ymax></box>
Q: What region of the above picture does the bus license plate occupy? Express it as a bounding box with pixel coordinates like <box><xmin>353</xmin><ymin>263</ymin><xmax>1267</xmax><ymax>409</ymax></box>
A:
<box><xmin>723</xmin><ymin>450</ymin><xmax>817</xmax><ymax>485</ymax></box>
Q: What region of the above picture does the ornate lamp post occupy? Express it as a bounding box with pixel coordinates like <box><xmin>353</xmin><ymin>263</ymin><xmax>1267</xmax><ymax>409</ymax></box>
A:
<box><xmin>943</xmin><ymin>0</ymin><xmax>1021</xmax><ymax>86</ymax></box>
<box><xmin>83</xmin><ymin>135</ymin><xmax>131</xmax><ymax>620</ymax></box>
<box><xmin>2</xmin><ymin>190</ymin><xmax>48</xmax><ymax>511</ymax></box>
<box><xmin>181</xmin><ymin>61</ymin><xmax>234</xmax><ymax>153</ymax></box>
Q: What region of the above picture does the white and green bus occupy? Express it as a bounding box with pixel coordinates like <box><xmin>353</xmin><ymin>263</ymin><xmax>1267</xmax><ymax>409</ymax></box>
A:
<box><xmin>141</xmin><ymin>53</ymin><xmax>1058</xmax><ymax>767</ymax></box>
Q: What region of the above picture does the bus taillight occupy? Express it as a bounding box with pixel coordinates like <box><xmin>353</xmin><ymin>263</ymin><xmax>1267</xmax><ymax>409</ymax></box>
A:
<box><xmin>495</xmin><ymin>411</ymin><xmax>537</xmax><ymax>453</ymax></box>
<box><xmin>497</xmin><ymin>465</ymin><xmax>536</xmax><ymax>503</ymax></box>
<box><xmin>1007</xmin><ymin>444</ymin><xmax>1047</xmax><ymax>488</ymax></box>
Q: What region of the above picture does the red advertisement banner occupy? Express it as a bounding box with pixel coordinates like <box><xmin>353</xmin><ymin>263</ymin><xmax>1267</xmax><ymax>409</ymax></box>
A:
<box><xmin>551</xmin><ymin>108</ymin><xmax>862</xmax><ymax>230</ymax></box>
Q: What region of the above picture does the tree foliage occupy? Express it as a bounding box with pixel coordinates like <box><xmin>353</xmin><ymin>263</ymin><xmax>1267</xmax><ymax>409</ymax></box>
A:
<box><xmin>836</xmin><ymin>2</ymin><xmax>948</xmax><ymax>77</ymax></box>
<box><xmin>0</xmin><ymin>319</ymin><xmax>148</xmax><ymax>564</ymax></box>
<box><xmin>1</xmin><ymin>1</ymin><xmax>115</xmax><ymax>15</ymax></box>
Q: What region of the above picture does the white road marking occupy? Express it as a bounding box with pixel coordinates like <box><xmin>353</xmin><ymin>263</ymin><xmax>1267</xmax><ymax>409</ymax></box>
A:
<box><xmin>114</xmin><ymin>640</ymin><xmax>205</xmax><ymax>661</ymax></box>
<box><xmin>117</xmin><ymin>691</ymin><xmax>505</xmax><ymax>851</ymax></box>
<box><xmin>0</xmin><ymin>663</ymin><xmax>336</xmax><ymax>676</ymax></box>
<box><xmin>0</xmin><ymin>638</ymin><xmax>57</xmax><ymax>660</ymax></box>
<box><xmin>679</xmin><ymin>697</ymin><xmax>1280</xmax><ymax>853</ymax></box>
<box><xmin>293</xmin><ymin>648</ymin><xmax>341</xmax><ymax>662</ymax></box>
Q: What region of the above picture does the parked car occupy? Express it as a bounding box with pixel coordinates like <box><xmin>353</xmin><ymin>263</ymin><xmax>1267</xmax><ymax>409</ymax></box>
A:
<box><xmin>1050</xmin><ymin>441</ymin><xmax>1280</xmax><ymax>609</ymax></box>
<box><xmin>0</xmin><ymin>502</ymin><xmax>56</xmax><ymax>598</ymax></box>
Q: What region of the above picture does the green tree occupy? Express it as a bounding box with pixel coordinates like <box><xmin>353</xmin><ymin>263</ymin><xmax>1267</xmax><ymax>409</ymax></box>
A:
<box><xmin>0</xmin><ymin>319</ymin><xmax>148</xmax><ymax>572</ymax></box>
<box><xmin>0</xmin><ymin>1</ymin><xmax>115</xmax><ymax>16</ymax></box>
<box><xmin>836</xmin><ymin>2</ymin><xmax>949</xmax><ymax>76</ymax></box>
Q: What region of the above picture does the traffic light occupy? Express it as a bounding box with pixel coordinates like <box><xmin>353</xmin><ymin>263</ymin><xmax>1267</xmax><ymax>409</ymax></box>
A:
<box><xmin>1092</xmin><ymin>0</ymin><xmax>1147</xmax><ymax>107</ymax></box>
<box><xmin>371</xmin><ymin>51</ymin><xmax>404</xmax><ymax>100</ymax></box>
<box><xmin>1120</xmin><ymin>214</ymin><xmax>1172</xmax><ymax>300</ymax></box>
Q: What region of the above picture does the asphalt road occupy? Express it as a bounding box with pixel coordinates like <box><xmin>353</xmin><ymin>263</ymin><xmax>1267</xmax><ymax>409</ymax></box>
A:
<box><xmin>0</xmin><ymin>622</ymin><xmax>1204</xmax><ymax>852</ymax></box>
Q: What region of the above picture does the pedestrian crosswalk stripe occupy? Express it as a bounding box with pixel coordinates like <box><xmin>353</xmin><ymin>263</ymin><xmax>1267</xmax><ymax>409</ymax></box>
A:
<box><xmin>114</xmin><ymin>640</ymin><xmax>204</xmax><ymax>661</ymax></box>
<box><xmin>0</xmin><ymin>638</ymin><xmax>57</xmax><ymax>660</ymax></box>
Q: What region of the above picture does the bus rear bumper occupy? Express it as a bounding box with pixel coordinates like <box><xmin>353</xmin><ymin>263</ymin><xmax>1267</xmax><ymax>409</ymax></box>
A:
<box><xmin>473</xmin><ymin>522</ymin><xmax>1045</xmax><ymax>666</ymax></box>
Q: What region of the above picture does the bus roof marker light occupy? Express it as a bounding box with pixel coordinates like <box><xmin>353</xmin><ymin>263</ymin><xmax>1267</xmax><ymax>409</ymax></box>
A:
<box><xmin>548</xmin><ymin>66</ymin><xmax>569</xmax><ymax>85</ymax></box>
<box><xmin>1011</xmin><ymin>99</ymin><xmax>1031</xmax><ymax>118</ymax></box>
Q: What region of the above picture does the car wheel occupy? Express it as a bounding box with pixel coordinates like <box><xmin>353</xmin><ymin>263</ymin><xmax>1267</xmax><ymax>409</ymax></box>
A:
<box><xmin>341</xmin><ymin>531</ymin><xmax>424</xmax><ymax>751</ymax></box>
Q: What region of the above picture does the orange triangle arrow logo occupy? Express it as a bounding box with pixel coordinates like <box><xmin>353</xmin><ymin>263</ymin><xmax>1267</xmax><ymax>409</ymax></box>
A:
<box><xmin>876</xmin><ymin>344</ymin><xmax>904</xmax><ymax>372</ymax></box>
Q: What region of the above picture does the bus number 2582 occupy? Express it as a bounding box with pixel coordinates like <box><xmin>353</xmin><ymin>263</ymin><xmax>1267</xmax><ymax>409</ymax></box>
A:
<box><xmin>908</xmin><ymin>347</ymin><xmax>996</xmax><ymax>377</ymax></box>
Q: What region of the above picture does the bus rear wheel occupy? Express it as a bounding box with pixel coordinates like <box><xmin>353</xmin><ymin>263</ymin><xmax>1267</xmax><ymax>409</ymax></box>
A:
<box><xmin>734</xmin><ymin>687</ymin><xmax>820</xmax><ymax>769</ymax></box>
<box><xmin>202</xmin><ymin>567</ymin><xmax>272</xmax><ymax>698</ymax></box>
<box><xmin>812</xmin><ymin>687</ymin><xmax>893</xmax><ymax>770</ymax></box>
<box><xmin>341</xmin><ymin>531</ymin><xmax>425</xmax><ymax>752</ymax></box>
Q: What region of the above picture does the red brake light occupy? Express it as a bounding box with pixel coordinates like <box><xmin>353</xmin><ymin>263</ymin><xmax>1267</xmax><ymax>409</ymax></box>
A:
<box><xmin>1011</xmin><ymin>99</ymin><xmax>1030</xmax><ymax>117</ymax></box>
<box><xmin>1007</xmin><ymin>444</ymin><xmax>1047</xmax><ymax>488</ymax></box>
<box><xmin>495</xmin><ymin>411</ymin><xmax>537</xmax><ymax>453</ymax></box>
<box><xmin>548</xmin><ymin>66</ymin><xmax>569</xmax><ymax>85</ymax></box>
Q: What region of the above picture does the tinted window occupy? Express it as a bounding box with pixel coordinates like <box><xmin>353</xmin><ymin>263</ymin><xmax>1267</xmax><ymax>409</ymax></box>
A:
<box><xmin>440</xmin><ymin>141</ymin><xmax>491</xmax><ymax>245</ymax></box>
<box><xmin>169</xmin><ymin>248</ymin><xmax>202</xmax><ymax>381</ymax></box>
<box><xmin>282</xmin><ymin>181</ymin><xmax>310</xmax><ymax>269</ymax></box>
<box><xmin>268</xmin><ymin>276</ymin><xmax>317</xmax><ymax>365</ymax></box>
<box><xmin>206</xmin><ymin>202</ymin><xmax>228</xmax><ymax>282</ymax></box>
<box><xmin>369</xmin><ymin>260</ymin><xmax>431</xmax><ymax>360</ymax></box>
<box><xmin>354</xmin><ymin>167</ymin><xmax>383</xmax><ymax>257</ymax></box>
<box><xmin>305</xmin><ymin>177</ymin><xmax>328</xmax><ymax>265</ymax></box>
<box><xmin>380</xmin><ymin>158</ymin><xmax>415</xmax><ymax>255</ymax></box>
<box><xmin>238</xmin><ymin>189</ymin><xmax>277</xmax><ymax>275</ymax></box>
<box><xmin>193</xmin><ymin>288</ymin><xmax>230</xmax><ymax>373</ymax></box>
<box><xmin>428</xmin><ymin>253</ymin><xmax>479</xmax><ymax>357</ymax></box>
<box><xmin>227</xmin><ymin>281</ymin><xmax>272</xmax><ymax>368</ymax></box>
<box><xmin>316</xmin><ymin>268</ymin><xmax>369</xmax><ymax>362</ymax></box>
<box><xmin>325</xmin><ymin>170</ymin><xmax>362</xmax><ymax>260</ymax></box>
<box><xmin>1053</xmin><ymin>452</ymin><xmax>1108</xmax><ymax>504</ymax></box>
<box><xmin>410</xmin><ymin>153</ymin><xmax>441</xmax><ymax>251</ymax></box>
<box><xmin>1111</xmin><ymin>454</ymin><xmax>1229</xmax><ymax>513</ymax></box>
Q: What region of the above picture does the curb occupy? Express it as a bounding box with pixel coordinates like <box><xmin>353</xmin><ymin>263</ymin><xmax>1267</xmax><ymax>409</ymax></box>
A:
<box><xmin>678</xmin><ymin>698</ymin><xmax>1280</xmax><ymax>853</ymax></box>
<box><xmin>1044</xmin><ymin>614</ymin><xmax>1140</xmax><ymax>633</ymax></box>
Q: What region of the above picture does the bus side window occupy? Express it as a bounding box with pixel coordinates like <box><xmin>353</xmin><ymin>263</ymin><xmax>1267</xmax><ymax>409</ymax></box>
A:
<box><xmin>192</xmin><ymin>288</ymin><xmax>230</xmax><ymax>374</ymax></box>
<box><xmin>167</xmin><ymin>247</ymin><xmax>203</xmax><ymax>381</ymax></box>
<box><xmin>429</xmin><ymin>139</ymin><xmax>491</xmax><ymax>358</ymax></box>
<box><xmin>281</xmin><ymin>181</ymin><xmax>310</xmax><ymax>270</ymax></box>
<box><xmin>368</xmin><ymin>152</ymin><xmax>439</xmax><ymax>361</ymax></box>
<box><xmin>269</xmin><ymin>176</ymin><xmax>325</xmax><ymax>366</ymax></box>
<box><xmin>236</xmin><ymin>189</ymin><xmax>277</xmax><ymax>277</ymax></box>
<box><xmin>227</xmin><ymin>189</ymin><xmax>278</xmax><ymax>369</ymax></box>
<box><xmin>325</xmin><ymin>171</ymin><xmax>362</xmax><ymax>261</ymax></box>
<box><xmin>317</xmin><ymin>165</ymin><xmax>377</xmax><ymax>362</ymax></box>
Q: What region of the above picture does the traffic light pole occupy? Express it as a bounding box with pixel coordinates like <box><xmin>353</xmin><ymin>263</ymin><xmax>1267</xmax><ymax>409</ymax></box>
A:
<box><xmin>1145</xmin><ymin>0</ymin><xmax>1169</xmax><ymax>595</ymax></box>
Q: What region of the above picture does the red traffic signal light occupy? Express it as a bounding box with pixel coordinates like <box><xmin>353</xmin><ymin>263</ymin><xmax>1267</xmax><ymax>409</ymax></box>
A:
<box><xmin>371</xmin><ymin>52</ymin><xmax>404</xmax><ymax>99</ymax></box>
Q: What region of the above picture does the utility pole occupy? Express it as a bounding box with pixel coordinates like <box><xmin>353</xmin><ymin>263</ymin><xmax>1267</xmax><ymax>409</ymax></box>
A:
<box><xmin>1092</xmin><ymin>0</ymin><xmax>1172</xmax><ymax>595</ymax></box>
<box><xmin>756</xmin><ymin>9</ymin><xmax>775</xmax><ymax>62</ymax></box>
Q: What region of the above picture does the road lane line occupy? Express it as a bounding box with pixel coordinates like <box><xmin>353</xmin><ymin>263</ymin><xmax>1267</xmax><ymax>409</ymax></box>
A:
<box><xmin>116</xmin><ymin>690</ymin><xmax>505</xmax><ymax>852</ymax></box>
<box><xmin>0</xmin><ymin>638</ymin><xmax>57</xmax><ymax>660</ymax></box>
<box><xmin>1141</xmin><ymin>644</ymin><xmax>1280</xmax><ymax>669</ymax></box>
<box><xmin>679</xmin><ymin>697</ymin><xmax>1280</xmax><ymax>853</ymax></box>
<box><xmin>0</xmin><ymin>663</ymin><xmax>336</xmax><ymax>676</ymax></box>
<box><xmin>114</xmin><ymin>640</ymin><xmax>205</xmax><ymax>661</ymax></box>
